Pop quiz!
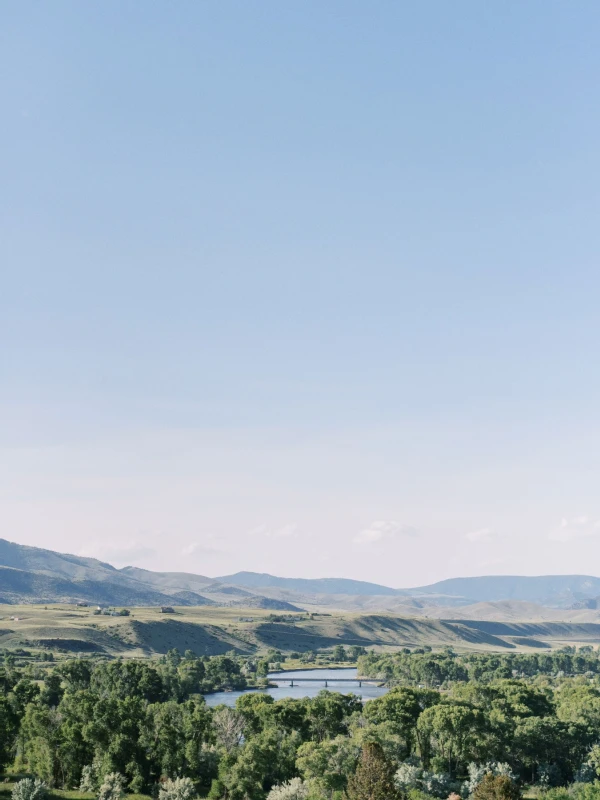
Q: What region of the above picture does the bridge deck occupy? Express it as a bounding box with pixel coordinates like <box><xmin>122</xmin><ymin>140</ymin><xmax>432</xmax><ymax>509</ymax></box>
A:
<box><xmin>270</xmin><ymin>677</ymin><xmax>378</xmax><ymax>683</ymax></box>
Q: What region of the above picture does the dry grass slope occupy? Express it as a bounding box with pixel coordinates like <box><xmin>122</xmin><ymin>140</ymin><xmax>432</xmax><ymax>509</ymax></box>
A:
<box><xmin>4</xmin><ymin>604</ymin><xmax>600</xmax><ymax>658</ymax></box>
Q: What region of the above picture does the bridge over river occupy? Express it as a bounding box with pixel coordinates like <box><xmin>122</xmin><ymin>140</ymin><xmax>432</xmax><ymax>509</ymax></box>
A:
<box><xmin>270</xmin><ymin>676</ymin><xmax>382</xmax><ymax>687</ymax></box>
<box><xmin>205</xmin><ymin>667</ymin><xmax>389</xmax><ymax>707</ymax></box>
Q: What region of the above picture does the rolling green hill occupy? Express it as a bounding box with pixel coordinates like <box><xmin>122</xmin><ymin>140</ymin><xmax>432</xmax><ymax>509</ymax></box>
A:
<box><xmin>4</xmin><ymin>604</ymin><xmax>600</xmax><ymax>659</ymax></box>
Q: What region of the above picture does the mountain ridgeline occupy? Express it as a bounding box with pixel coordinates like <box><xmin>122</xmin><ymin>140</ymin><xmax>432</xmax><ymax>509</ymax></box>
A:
<box><xmin>0</xmin><ymin>540</ymin><xmax>300</xmax><ymax>610</ymax></box>
<box><xmin>1</xmin><ymin>538</ymin><xmax>600</xmax><ymax>611</ymax></box>
<box><xmin>219</xmin><ymin>570</ymin><xmax>600</xmax><ymax>609</ymax></box>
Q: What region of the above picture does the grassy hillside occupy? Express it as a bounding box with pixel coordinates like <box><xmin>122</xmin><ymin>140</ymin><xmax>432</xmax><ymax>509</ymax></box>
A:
<box><xmin>4</xmin><ymin>604</ymin><xmax>600</xmax><ymax>659</ymax></box>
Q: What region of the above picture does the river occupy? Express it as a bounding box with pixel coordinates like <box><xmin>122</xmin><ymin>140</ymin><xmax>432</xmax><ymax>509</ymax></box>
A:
<box><xmin>203</xmin><ymin>667</ymin><xmax>388</xmax><ymax>707</ymax></box>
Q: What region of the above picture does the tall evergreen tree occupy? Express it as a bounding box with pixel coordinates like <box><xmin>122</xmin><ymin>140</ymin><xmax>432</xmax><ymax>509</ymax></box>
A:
<box><xmin>346</xmin><ymin>743</ymin><xmax>403</xmax><ymax>800</ymax></box>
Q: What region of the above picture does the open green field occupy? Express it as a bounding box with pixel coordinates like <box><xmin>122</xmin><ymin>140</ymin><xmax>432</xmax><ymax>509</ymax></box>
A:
<box><xmin>4</xmin><ymin>603</ymin><xmax>600</xmax><ymax>659</ymax></box>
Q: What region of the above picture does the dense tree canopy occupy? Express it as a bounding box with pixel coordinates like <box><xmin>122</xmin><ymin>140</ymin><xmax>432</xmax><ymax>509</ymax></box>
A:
<box><xmin>1</xmin><ymin>648</ymin><xmax>600</xmax><ymax>800</ymax></box>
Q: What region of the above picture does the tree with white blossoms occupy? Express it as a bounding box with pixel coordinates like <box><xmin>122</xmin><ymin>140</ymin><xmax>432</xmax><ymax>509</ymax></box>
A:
<box><xmin>12</xmin><ymin>779</ymin><xmax>47</xmax><ymax>800</ymax></box>
<box><xmin>159</xmin><ymin>778</ymin><xmax>197</xmax><ymax>800</ymax></box>
<box><xmin>266</xmin><ymin>778</ymin><xmax>310</xmax><ymax>800</ymax></box>
<box><xmin>97</xmin><ymin>773</ymin><xmax>125</xmax><ymax>800</ymax></box>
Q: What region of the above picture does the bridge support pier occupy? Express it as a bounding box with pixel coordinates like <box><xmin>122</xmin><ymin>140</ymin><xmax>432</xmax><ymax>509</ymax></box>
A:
<box><xmin>325</xmin><ymin>680</ymin><xmax>328</xmax><ymax>687</ymax></box>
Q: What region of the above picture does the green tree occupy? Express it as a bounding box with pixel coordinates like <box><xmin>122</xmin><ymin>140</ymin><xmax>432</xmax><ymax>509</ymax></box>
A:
<box><xmin>364</xmin><ymin>687</ymin><xmax>439</xmax><ymax>758</ymax></box>
<box><xmin>332</xmin><ymin>645</ymin><xmax>347</xmax><ymax>662</ymax></box>
<box><xmin>512</xmin><ymin>716</ymin><xmax>590</xmax><ymax>784</ymax></box>
<box><xmin>235</xmin><ymin>693</ymin><xmax>276</xmax><ymax>734</ymax></box>
<box><xmin>256</xmin><ymin>660</ymin><xmax>270</xmax><ymax>680</ymax></box>
<box><xmin>346</xmin><ymin>743</ymin><xmax>402</xmax><ymax>800</ymax></box>
<box><xmin>40</xmin><ymin>674</ymin><xmax>63</xmax><ymax>708</ymax></box>
<box><xmin>12</xmin><ymin>679</ymin><xmax>41</xmax><ymax>714</ymax></box>
<box><xmin>0</xmin><ymin>694</ymin><xmax>19</xmax><ymax>774</ymax></box>
<box><xmin>296</xmin><ymin>736</ymin><xmax>359</xmax><ymax>798</ymax></box>
<box><xmin>417</xmin><ymin>701</ymin><xmax>485</xmax><ymax>773</ymax></box>
<box><xmin>57</xmin><ymin>661</ymin><xmax>92</xmax><ymax>693</ymax></box>
<box><xmin>348</xmin><ymin>646</ymin><xmax>367</xmax><ymax>662</ymax></box>
<box><xmin>305</xmin><ymin>691</ymin><xmax>362</xmax><ymax>741</ymax></box>
<box><xmin>218</xmin><ymin>729</ymin><xmax>299</xmax><ymax>800</ymax></box>
<box><xmin>143</xmin><ymin>701</ymin><xmax>188</xmax><ymax>779</ymax></box>
<box><xmin>20</xmin><ymin>704</ymin><xmax>63</xmax><ymax>785</ymax></box>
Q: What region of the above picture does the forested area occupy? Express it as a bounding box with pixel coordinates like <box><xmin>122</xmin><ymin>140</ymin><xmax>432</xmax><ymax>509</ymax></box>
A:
<box><xmin>357</xmin><ymin>647</ymin><xmax>600</xmax><ymax>688</ymax></box>
<box><xmin>4</xmin><ymin>650</ymin><xmax>600</xmax><ymax>800</ymax></box>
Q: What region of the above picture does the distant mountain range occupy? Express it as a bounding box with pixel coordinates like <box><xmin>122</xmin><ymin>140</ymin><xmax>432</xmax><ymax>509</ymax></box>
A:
<box><xmin>409</xmin><ymin>575</ymin><xmax>600</xmax><ymax>607</ymax></box>
<box><xmin>220</xmin><ymin>571</ymin><xmax>600</xmax><ymax>609</ymax></box>
<box><xmin>216</xmin><ymin>572</ymin><xmax>405</xmax><ymax>596</ymax></box>
<box><xmin>2</xmin><ymin>538</ymin><xmax>600</xmax><ymax>614</ymax></box>
<box><xmin>0</xmin><ymin>540</ymin><xmax>301</xmax><ymax>610</ymax></box>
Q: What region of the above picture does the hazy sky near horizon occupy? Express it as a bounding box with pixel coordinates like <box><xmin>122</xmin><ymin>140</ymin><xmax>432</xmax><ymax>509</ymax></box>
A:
<box><xmin>2</xmin><ymin>3</ymin><xmax>600</xmax><ymax>587</ymax></box>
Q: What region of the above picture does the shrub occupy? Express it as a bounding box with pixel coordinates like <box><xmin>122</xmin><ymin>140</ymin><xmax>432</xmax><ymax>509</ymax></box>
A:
<box><xmin>98</xmin><ymin>773</ymin><xmax>125</xmax><ymax>800</ymax></box>
<box><xmin>159</xmin><ymin>778</ymin><xmax>197</xmax><ymax>800</ymax></box>
<box><xmin>569</xmin><ymin>784</ymin><xmax>600</xmax><ymax>800</ymax></box>
<box><xmin>538</xmin><ymin>789</ymin><xmax>571</xmax><ymax>800</ymax></box>
<box><xmin>80</xmin><ymin>764</ymin><xmax>102</xmax><ymax>793</ymax></box>
<box><xmin>267</xmin><ymin>778</ymin><xmax>310</xmax><ymax>800</ymax></box>
<box><xmin>11</xmin><ymin>779</ymin><xmax>47</xmax><ymax>800</ymax></box>
<box><xmin>395</xmin><ymin>763</ymin><xmax>459</xmax><ymax>799</ymax></box>
<box><xmin>396</xmin><ymin>764</ymin><xmax>422</xmax><ymax>791</ymax></box>
<box><xmin>464</xmin><ymin>763</ymin><xmax>517</xmax><ymax>797</ymax></box>
<box><xmin>421</xmin><ymin>772</ymin><xmax>459</xmax><ymax>799</ymax></box>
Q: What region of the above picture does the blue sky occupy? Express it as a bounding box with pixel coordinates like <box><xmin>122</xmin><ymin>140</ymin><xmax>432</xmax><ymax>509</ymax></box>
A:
<box><xmin>2</xmin><ymin>2</ymin><xmax>600</xmax><ymax>585</ymax></box>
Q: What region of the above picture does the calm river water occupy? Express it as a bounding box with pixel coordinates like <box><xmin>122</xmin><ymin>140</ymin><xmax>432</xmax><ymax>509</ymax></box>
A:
<box><xmin>204</xmin><ymin>667</ymin><xmax>388</xmax><ymax>707</ymax></box>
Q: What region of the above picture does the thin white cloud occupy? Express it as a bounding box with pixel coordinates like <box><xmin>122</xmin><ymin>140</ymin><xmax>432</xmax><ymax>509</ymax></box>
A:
<box><xmin>464</xmin><ymin>527</ymin><xmax>495</xmax><ymax>542</ymax></box>
<box><xmin>248</xmin><ymin>523</ymin><xmax>298</xmax><ymax>540</ymax></box>
<box><xmin>549</xmin><ymin>516</ymin><xmax>600</xmax><ymax>543</ymax></box>
<box><xmin>353</xmin><ymin>520</ymin><xmax>418</xmax><ymax>546</ymax></box>
<box><xmin>181</xmin><ymin>536</ymin><xmax>222</xmax><ymax>557</ymax></box>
